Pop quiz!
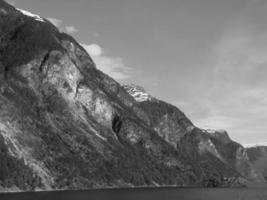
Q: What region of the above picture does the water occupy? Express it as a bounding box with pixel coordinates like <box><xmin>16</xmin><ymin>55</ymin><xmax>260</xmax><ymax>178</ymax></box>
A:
<box><xmin>0</xmin><ymin>187</ymin><xmax>267</xmax><ymax>200</ymax></box>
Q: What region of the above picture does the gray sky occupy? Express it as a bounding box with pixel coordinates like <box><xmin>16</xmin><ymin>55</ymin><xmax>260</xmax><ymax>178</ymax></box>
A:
<box><xmin>7</xmin><ymin>0</ymin><xmax>267</xmax><ymax>146</ymax></box>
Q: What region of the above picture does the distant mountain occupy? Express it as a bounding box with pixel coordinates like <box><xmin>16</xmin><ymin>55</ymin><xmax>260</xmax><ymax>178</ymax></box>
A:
<box><xmin>0</xmin><ymin>0</ymin><xmax>263</xmax><ymax>192</ymax></box>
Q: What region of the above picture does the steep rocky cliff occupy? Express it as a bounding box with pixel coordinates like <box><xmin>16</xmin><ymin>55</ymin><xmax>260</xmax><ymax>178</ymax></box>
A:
<box><xmin>0</xmin><ymin>0</ymin><xmax>263</xmax><ymax>192</ymax></box>
<box><xmin>123</xmin><ymin>84</ymin><xmax>194</xmax><ymax>147</ymax></box>
<box><xmin>124</xmin><ymin>84</ymin><xmax>263</xmax><ymax>185</ymax></box>
<box><xmin>247</xmin><ymin>146</ymin><xmax>267</xmax><ymax>181</ymax></box>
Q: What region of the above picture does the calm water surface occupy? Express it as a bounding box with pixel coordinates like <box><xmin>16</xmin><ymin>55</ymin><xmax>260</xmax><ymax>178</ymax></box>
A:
<box><xmin>1</xmin><ymin>187</ymin><xmax>267</xmax><ymax>200</ymax></box>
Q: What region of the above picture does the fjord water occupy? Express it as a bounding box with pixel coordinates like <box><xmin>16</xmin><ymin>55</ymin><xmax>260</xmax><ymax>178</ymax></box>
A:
<box><xmin>1</xmin><ymin>187</ymin><xmax>267</xmax><ymax>200</ymax></box>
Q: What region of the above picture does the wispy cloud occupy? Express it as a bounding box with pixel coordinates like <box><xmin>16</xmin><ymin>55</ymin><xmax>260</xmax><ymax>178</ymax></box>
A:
<box><xmin>82</xmin><ymin>44</ymin><xmax>102</xmax><ymax>57</ymax></box>
<box><xmin>47</xmin><ymin>17</ymin><xmax>62</xmax><ymax>27</ymax></box>
<box><xmin>65</xmin><ymin>25</ymin><xmax>78</xmax><ymax>34</ymax></box>
<box><xmin>46</xmin><ymin>17</ymin><xmax>130</xmax><ymax>80</ymax></box>
<box><xmin>82</xmin><ymin>43</ymin><xmax>131</xmax><ymax>80</ymax></box>
<box><xmin>183</xmin><ymin>31</ymin><xmax>267</xmax><ymax>144</ymax></box>
<box><xmin>168</xmin><ymin>22</ymin><xmax>267</xmax><ymax>146</ymax></box>
<box><xmin>47</xmin><ymin>17</ymin><xmax>78</xmax><ymax>35</ymax></box>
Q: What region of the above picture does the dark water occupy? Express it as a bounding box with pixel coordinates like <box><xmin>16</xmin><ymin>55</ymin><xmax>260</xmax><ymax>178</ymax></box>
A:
<box><xmin>1</xmin><ymin>187</ymin><xmax>267</xmax><ymax>200</ymax></box>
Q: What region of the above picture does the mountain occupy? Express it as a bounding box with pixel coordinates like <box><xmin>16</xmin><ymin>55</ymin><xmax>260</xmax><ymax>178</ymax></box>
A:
<box><xmin>123</xmin><ymin>84</ymin><xmax>153</xmax><ymax>102</ymax></box>
<box><xmin>124</xmin><ymin>84</ymin><xmax>263</xmax><ymax>185</ymax></box>
<box><xmin>246</xmin><ymin>146</ymin><xmax>267</xmax><ymax>181</ymax></box>
<box><xmin>0</xmin><ymin>0</ymin><xmax>263</xmax><ymax>192</ymax></box>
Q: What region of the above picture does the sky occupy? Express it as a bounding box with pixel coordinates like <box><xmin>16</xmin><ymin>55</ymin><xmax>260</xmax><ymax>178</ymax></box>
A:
<box><xmin>6</xmin><ymin>0</ymin><xmax>267</xmax><ymax>146</ymax></box>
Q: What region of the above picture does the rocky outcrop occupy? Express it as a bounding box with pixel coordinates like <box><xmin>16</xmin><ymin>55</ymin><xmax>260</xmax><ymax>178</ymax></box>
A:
<box><xmin>0</xmin><ymin>0</ymin><xmax>263</xmax><ymax>192</ymax></box>
<box><xmin>203</xmin><ymin>129</ymin><xmax>232</xmax><ymax>144</ymax></box>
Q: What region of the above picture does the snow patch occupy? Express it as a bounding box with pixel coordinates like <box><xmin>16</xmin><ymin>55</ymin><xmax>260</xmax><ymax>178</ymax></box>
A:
<box><xmin>203</xmin><ymin>129</ymin><xmax>226</xmax><ymax>134</ymax></box>
<box><xmin>16</xmin><ymin>8</ymin><xmax>45</xmax><ymax>22</ymax></box>
<box><xmin>132</xmin><ymin>91</ymin><xmax>151</xmax><ymax>102</ymax></box>
<box><xmin>123</xmin><ymin>84</ymin><xmax>152</xmax><ymax>102</ymax></box>
<box><xmin>243</xmin><ymin>142</ymin><xmax>267</xmax><ymax>148</ymax></box>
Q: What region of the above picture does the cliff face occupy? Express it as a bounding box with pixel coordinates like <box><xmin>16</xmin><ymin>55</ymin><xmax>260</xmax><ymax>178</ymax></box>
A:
<box><xmin>247</xmin><ymin>146</ymin><xmax>267</xmax><ymax>181</ymax></box>
<box><xmin>123</xmin><ymin>84</ymin><xmax>194</xmax><ymax>147</ymax></box>
<box><xmin>124</xmin><ymin>85</ymin><xmax>263</xmax><ymax>185</ymax></box>
<box><xmin>0</xmin><ymin>0</ymin><xmax>263</xmax><ymax>192</ymax></box>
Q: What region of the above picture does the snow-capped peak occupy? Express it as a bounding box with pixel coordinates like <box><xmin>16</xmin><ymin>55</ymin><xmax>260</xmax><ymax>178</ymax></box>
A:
<box><xmin>123</xmin><ymin>84</ymin><xmax>153</xmax><ymax>102</ymax></box>
<box><xmin>204</xmin><ymin>129</ymin><xmax>227</xmax><ymax>134</ymax></box>
<box><xmin>243</xmin><ymin>142</ymin><xmax>267</xmax><ymax>148</ymax></box>
<box><xmin>16</xmin><ymin>8</ymin><xmax>45</xmax><ymax>22</ymax></box>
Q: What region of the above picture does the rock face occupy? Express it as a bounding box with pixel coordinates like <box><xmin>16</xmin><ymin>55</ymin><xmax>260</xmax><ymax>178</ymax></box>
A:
<box><xmin>247</xmin><ymin>146</ymin><xmax>267</xmax><ymax>181</ymax></box>
<box><xmin>124</xmin><ymin>84</ymin><xmax>263</xmax><ymax>185</ymax></box>
<box><xmin>0</xmin><ymin>0</ymin><xmax>263</xmax><ymax>192</ymax></box>
<box><xmin>123</xmin><ymin>84</ymin><xmax>194</xmax><ymax>147</ymax></box>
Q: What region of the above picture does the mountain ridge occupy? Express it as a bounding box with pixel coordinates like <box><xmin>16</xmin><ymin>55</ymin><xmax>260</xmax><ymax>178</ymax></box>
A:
<box><xmin>0</xmin><ymin>0</ymin><xmax>265</xmax><ymax>192</ymax></box>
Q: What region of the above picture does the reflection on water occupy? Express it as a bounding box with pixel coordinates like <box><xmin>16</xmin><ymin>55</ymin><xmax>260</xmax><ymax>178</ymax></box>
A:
<box><xmin>0</xmin><ymin>187</ymin><xmax>267</xmax><ymax>200</ymax></box>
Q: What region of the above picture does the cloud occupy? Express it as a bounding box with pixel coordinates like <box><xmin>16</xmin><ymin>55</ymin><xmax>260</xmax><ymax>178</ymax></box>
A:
<box><xmin>65</xmin><ymin>25</ymin><xmax>78</xmax><ymax>34</ymax></box>
<box><xmin>81</xmin><ymin>43</ymin><xmax>131</xmax><ymax>80</ymax></box>
<box><xmin>175</xmin><ymin>30</ymin><xmax>267</xmax><ymax>146</ymax></box>
<box><xmin>47</xmin><ymin>17</ymin><xmax>78</xmax><ymax>35</ymax></box>
<box><xmin>46</xmin><ymin>18</ymin><xmax>129</xmax><ymax>80</ymax></box>
<box><xmin>47</xmin><ymin>17</ymin><xmax>62</xmax><ymax>27</ymax></box>
<box><xmin>82</xmin><ymin>44</ymin><xmax>102</xmax><ymax>57</ymax></box>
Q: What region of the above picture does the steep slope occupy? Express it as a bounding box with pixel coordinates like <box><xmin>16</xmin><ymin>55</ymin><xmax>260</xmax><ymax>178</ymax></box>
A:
<box><xmin>123</xmin><ymin>84</ymin><xmax>194</xmax><ymax>147</ymax></box>
<box><xmin>124</xmin><ymin>84</ymin><xmax>263</xmax><ymax>184</ymax></box>
<box><xmin>247</xmin><ymin>146</ymin><xmax>267</xmax><ymax>181</ymax></box>
<box><xmin>177</xmin><ymin>128</ymin><xmax>263</xmax><ymax>184</ymax></box>
<box><xmin>0</xmin><ymin>0</ymin><xmax>261</xmax><ymax>192</ymax></box>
